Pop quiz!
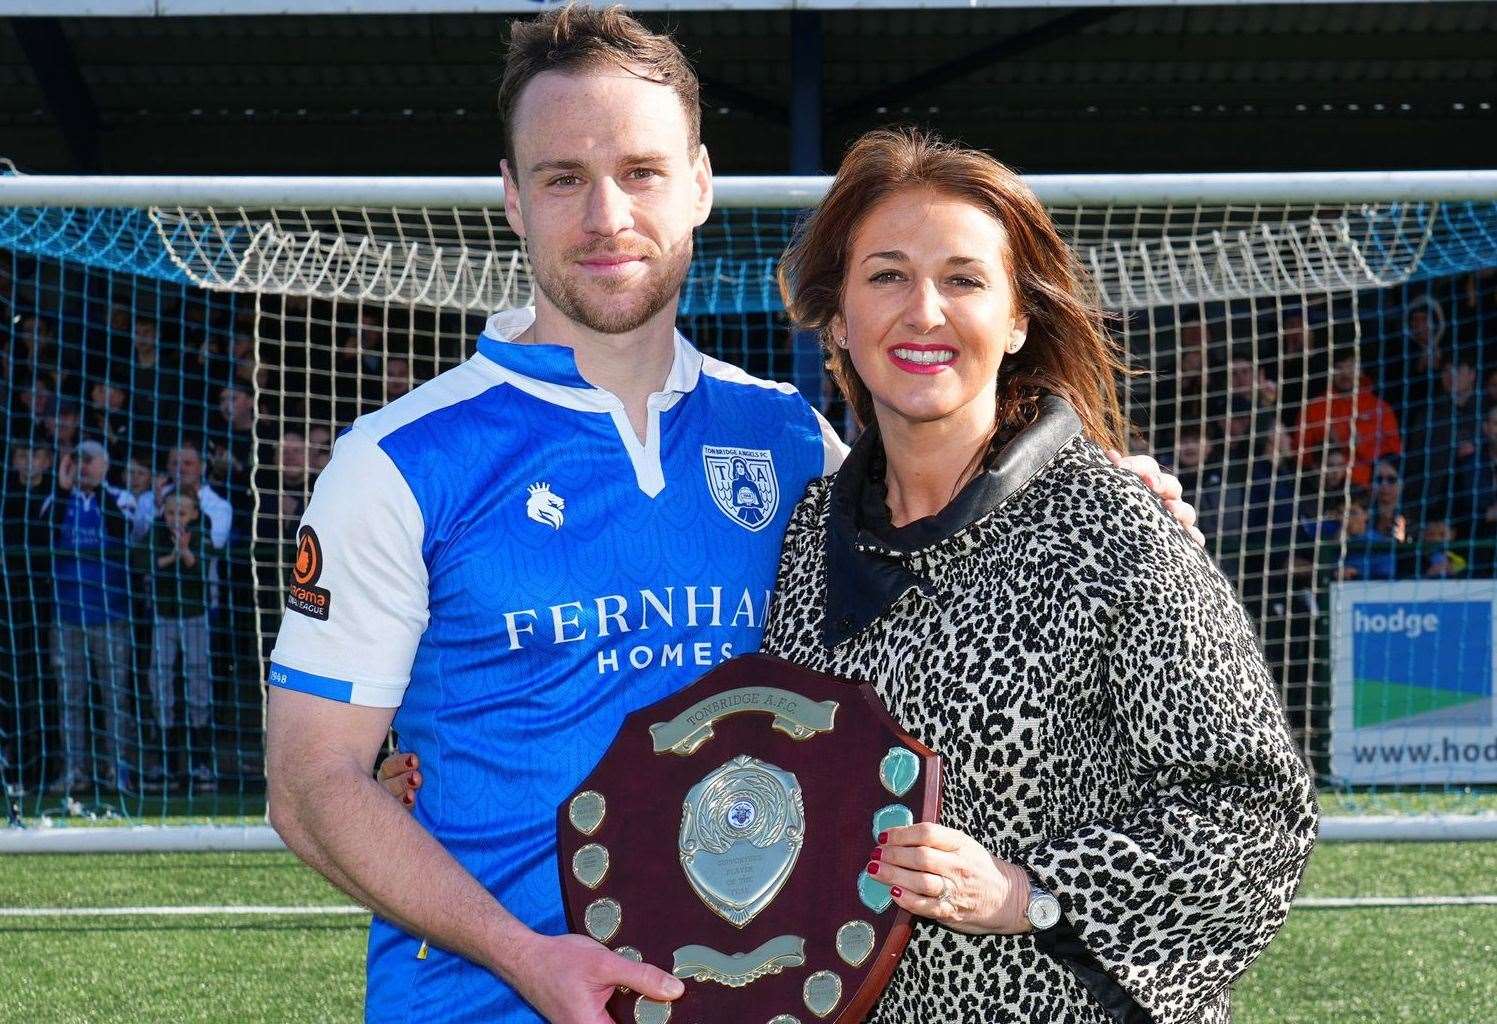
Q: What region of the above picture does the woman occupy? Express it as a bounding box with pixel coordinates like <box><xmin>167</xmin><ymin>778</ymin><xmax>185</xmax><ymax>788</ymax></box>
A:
<box><xmin>757</xmin><ymin>128</ymin><xmax>1316</xmax><ymax>1023</ymax></box>
<box><xmin>387</xmin><ymin>130</ymin><xmax>1317</xmax><ymax>1023</ymax></box>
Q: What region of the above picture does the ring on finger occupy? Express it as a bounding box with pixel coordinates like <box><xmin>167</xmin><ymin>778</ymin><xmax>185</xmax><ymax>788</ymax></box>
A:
<box><xmin>934</xmin><ymin>874</ymin><xmax>954</xmax><ymax>904</ymax></box>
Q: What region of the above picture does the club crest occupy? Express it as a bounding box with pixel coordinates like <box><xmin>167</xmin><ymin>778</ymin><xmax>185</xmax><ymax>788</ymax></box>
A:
<box><xmin>702</xmin><ymin>446</ymin><xmax>779</xmax><ymax>532</ymax></box>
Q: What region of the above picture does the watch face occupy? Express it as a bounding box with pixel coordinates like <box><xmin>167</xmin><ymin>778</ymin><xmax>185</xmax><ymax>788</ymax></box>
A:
<box><xmin>1029</xmin><ymin>893</ymin><xmax>1062</xmax><ymax>930</ymax></box>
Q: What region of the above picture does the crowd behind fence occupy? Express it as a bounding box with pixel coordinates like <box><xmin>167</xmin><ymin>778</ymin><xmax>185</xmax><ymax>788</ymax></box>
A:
<box><xmin>2</xmin><ymin>240</ymin><xmax>1495</xmax><ymax>812</ymax></box>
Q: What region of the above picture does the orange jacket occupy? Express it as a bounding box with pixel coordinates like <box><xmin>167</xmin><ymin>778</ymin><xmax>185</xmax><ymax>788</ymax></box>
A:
<box><xmin>1296</xmin><ymin>377</ymin><xmax>1402</xmax><ymax>487</ymax></box>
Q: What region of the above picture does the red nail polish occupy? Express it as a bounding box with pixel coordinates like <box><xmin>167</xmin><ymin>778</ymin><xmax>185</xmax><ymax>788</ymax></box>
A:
<box><xmin>866</xmin><ymin>862</ymin><xmax>879</xmax><ymax>875</ymax></box>
<box><xmin>406</xmin><ymin>756</ymin><xmax>415</xmax><ymax>769</ymax></box>
<box><xmin>871</xmin><ymin>847</ymin><xmax>882</xmax><ymax>860</ymax></box>
<box><xmin>891</xmin><ymin>886</ymin><xmax>902</xmax><ymax>898</ymax></box>
<box><xmin>877</xmin><ymin>831</ymin><xmax>888</xmax><ymax>844</ymax></box>
<box><xmin>403</xmin><ymin>792</ymin><xmax>413</xmax><ymax>805</ymax></box>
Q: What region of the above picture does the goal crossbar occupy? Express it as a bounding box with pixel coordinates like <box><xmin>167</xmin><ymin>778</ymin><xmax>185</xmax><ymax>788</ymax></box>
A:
<box><xmin>5</xmin><ymin>170</ymin><xmax>1497</xmax><ymax>209</ymax></box>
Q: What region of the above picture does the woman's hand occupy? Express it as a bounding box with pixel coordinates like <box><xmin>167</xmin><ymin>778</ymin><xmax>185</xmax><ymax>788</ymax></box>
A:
<box><xmin>377</xmin><ymin>750</ymin><xmax>421</xmax><ymax>809</ymax></box>
<box><xmin>870</xmin><ymin>823</ymin><xmax>1031</xmax><ymax>935</ymax></box>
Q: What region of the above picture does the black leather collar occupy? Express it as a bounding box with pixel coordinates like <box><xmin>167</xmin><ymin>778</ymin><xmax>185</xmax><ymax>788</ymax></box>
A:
<box><xmin>821</xmin><ymin>394</ymin><xmax>1083</xmax><ymax>649</ymax></box>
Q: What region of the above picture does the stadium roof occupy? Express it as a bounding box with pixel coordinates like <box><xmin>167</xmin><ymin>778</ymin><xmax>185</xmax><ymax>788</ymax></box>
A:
<box><xmin>7</xmin><ymin>0</ymin><xmax>1492</xmax><ymax>12</ymax></box>
<box><xmin>2</xmin><ymin>2</ymin><xmax>1494</xmax><ymax>175</ymax></box>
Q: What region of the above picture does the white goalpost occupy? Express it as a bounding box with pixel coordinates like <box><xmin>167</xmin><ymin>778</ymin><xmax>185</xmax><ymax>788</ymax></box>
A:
<box><xmin>3</xmin><ymin>170</ymin><xmax>1497</xmax><ymax>851</ymax></box>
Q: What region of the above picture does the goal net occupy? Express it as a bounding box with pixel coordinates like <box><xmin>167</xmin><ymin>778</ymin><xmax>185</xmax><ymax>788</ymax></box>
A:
<box><xmin>3</xmin><ymin>171</ymin><xmax>1496</xmax><ymax>847</ymax></box>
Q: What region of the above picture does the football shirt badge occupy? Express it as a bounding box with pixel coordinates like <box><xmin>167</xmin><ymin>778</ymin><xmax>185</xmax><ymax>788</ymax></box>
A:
<box><xmin>286</xmin><ymin>525</ymin><xmax>331</xmax><ymax>620</ymax></box>
<box><xmin>702</xmin><ymin>446</ymin><xmax>779</xmax><ymax>532</ymax></box>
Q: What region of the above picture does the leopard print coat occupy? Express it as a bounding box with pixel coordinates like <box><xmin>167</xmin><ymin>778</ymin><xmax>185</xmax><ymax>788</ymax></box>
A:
<box><xmin>759</xmin><ymin>399</ymin><xmax>1319</xmax><ymax>1024</ymax></box>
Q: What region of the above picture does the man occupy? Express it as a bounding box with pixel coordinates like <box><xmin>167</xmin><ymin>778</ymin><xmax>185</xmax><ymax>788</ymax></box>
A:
<box><xmin>265</xmin><ymin>7</ymin><xmax>1196</xmax><ymax>1023</ymax></box>
<box><xmin>42</xmin><ymin>441</ymin><xmax>134</xmax><ymax>793</ymax></box>
<box><xmin>2</xmin><ymin>438</ymin><xmax>56</xmax><ymax>792</ymax></box>
<box><xmin>1296</xmin><ymin>349</ymin><xmax>1402</xmax><ymax>488</ymax></box>
<box><xmin>129</xmin><ymin>442</ymin><xmax>233</xmax><ymax>550</ymax></box>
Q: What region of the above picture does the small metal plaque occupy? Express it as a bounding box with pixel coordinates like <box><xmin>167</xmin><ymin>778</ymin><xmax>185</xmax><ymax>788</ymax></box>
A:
<box><xmin>672</xmin><ymin>935</ymin><xmax>806</xmax><ymax>987</ymax></box>
<box><xmin>767</xmin><ymin>1017</ymin><xmax>801</xmax><ymax>1024</ymax></box>
<box><xmin>680</xmin><ymin>755</ymin><xmax>805</xmax><ymax>928</ymax></box>
<box><xmin>615</xmin><ymin>946</ymin><xmax>643</xmax><ymax>993</ymax></box>
<box><xmin>634</xmin><ymin>996</ymin><xmax>672</xmax><ymax>1024</ymax></box>
<box><xmin>878</xmin><ymin>747</ymin><xmax>920</xmax><ymax>797</ymax></box>
<box><xmin>871</xmin><ymin>803</ymin><xmax>914</xmax><ymax>841</ymax></box>
<box><xmin>569</xmin><ymin>790</ymin><xmax>607</xmax><ymax>835</ymax></box>
<box><xmin>572</xmin><ymin>843</ymin><xmax>610</xmax><ymax>889</ymax></box>
<box><xmin>835</xmin><ymin>920</ymin><xmax>876</xmax><ymax>967</ymax></box>
<box><xmin>650</xmin><ymin>687</ymin><xmax>839</xmax><ymax>756</ymax></box>
<box><xmin>857</xmin><ymin>871</ymin><xmax>893</xmax><ymax>913</ymax></box>
<box><xmin>801</xmin><ymin>971</ymin><xmax>842</xmax><ymax>1019</ymax></box>
<box><xmin>584</xmin><ymin>898</ymin><xmax>621</xmax><ymax>943</ymax></box>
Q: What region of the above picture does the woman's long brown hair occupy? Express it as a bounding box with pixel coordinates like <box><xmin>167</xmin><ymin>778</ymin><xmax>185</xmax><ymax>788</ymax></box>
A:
<box><xmin>778</xmin><ymin>127</ymin><xmax>1130</xmax><ymax>454</ymax></box>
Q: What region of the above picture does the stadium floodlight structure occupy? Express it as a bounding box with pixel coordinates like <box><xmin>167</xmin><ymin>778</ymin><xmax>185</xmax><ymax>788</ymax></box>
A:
<box><xmin>3</xmin><ymin>169</ymin><xmax>1497</xmax><ymax>852</ymax></box>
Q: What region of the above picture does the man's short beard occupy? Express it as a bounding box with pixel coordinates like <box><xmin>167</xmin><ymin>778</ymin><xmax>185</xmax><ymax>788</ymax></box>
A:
<box><xmin>531</xmin><ymin>237</ymin><xmax>694</xmax><ymax>336</ymax></box>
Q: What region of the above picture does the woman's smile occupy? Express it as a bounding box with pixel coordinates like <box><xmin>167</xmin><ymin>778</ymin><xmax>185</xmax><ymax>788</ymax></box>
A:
<box><xmin>889</xmin><ymin>342</ymin><xmax>958</xmax><ymax>374</ymax></box>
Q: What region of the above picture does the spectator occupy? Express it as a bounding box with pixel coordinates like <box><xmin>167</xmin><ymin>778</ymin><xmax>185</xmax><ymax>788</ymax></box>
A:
<box><xmin>130</xmin><ymin>443</ymin><xmax>233</xmax><ymax>550</ymax></box>
<box><xmin>85</xmin><ymin>378</ymin><xmax>131</xmax><ymax>451</ymax></box>
<box><xmin>132</xmin><ymin>491</ymin><xmax>215</xmax><ymax>792</ymax></box>
<box><xmin>1369</xmin><ymin>456</ymin><xmax>1409</xmax><ymax>543</ymax></box>
<box><xmin>1417</xmin><ymin>519</ymin><xmax>1470</xmax><ymax>580</ymax></box>
<box><xmin>43</xmin><ymin>403</ymin><xmax>82</xmax><ymax>454</ymax></box>
<box><xmin>1272</xmin><ymin>307</ymin><xmax>1329</xmax><ymax>416</ymax></box>
<box><xmin>305</xmin><ymin>424</ymin><xmax>333</xmax><ymax>475</ymax></box>
<box><xmin>211</xmin><ymin>383</ymin><xmax>257</xmax><ymax>520</ymax></box>
<box><xmin>114</xmin><ymin>455</ymin><xmax>154</xmax><ymax>522</ymax></box>
<box><xmin>1298</xmin><ymin>447</ymin><xmax>1351</xmax><ymax>544</ymax></box>
<box><xmin>1395</xmin><ymin>294</ymin><xmax>1447</xmax><ymax>413</ymax></box>
<box><xmin>255</xmin><ymin>429</ymin><xmax>315</xmax><ymax>542</ymax></box>
<box><xmin>1453</xmin><ymin>268</ymin><xmax>1497</xmax><ymax>357</ymax></box>
<box><xmin>8</xmin><ymin>369</ymin><xmax>56</xmax><ymax>426</ymax></box>
<box><xmin>1166</xmin><ymin>427</ymin><xmax>1242</xmax><ymax>546</ymax></box>
<box><xmin>1404</xmin><ymin>358</ymin><xmax>1482</xmax><ymax>520</ymax></box>
<box><xmin>384</xmin><ymin>355</ymin><xmax>413</xmax><ymax>402</ymax></box>
<box><xmin>41</xmin><ymin>441</ymin><xmax>134</xmax><ymax>793</ymax></box>
<box><xmin>1335</xmin><ymin>492</ymin><xmax>1400</xmax><ymax>582</ymax></box>
<box><xmin>1297</xmin><ymin>350</ymin><xmax>1402</xmax><ymax>488</ymax></box>
<box><xmin>1459</xmin><ymin>403</ymin><xmax>1497</xmax><ymax>542</ymax></box>
<box><xmin>2</xmin><ymin>438</ymin><xmax>57</xmax><ymax>790</ymax></box>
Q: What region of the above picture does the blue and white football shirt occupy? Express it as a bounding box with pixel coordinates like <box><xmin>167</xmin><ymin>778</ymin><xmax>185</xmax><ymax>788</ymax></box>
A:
<box><xmin>268</xmin><ymin>308</ymin><xmax>844</xmax><ymax>1023</ymax></box>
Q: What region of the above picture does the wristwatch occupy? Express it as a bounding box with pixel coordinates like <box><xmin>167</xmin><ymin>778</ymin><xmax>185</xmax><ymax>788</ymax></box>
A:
<box><xmin>1024</xmin><ymin>876</ymin><xmax>1063</xmax><ymax>931</ymax></box>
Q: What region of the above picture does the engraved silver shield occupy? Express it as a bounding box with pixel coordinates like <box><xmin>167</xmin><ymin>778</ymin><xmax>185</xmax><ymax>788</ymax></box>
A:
<box><xmin>679</xmin><ymin>755</ymin><xmax>805</xmax><ymax>928</ymax></box>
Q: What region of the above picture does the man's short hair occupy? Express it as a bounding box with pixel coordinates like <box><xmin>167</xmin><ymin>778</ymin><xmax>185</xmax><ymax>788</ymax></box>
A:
<box><xmin>498</xmin><ymin>3</ymin><xmax>701</xmax><ymax>168</ymax></box>
<box><xmin>76</xmin><ymin>439</ymin><xmax>110</xmax><ymax>465</ymax></box>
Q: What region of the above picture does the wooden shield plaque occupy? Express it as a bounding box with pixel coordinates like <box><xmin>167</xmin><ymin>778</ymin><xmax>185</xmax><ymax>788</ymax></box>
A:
<box><xmin>556</xmin><ymin>654</ymin><xmax>942</xmax><ymax>1024</ymax></box>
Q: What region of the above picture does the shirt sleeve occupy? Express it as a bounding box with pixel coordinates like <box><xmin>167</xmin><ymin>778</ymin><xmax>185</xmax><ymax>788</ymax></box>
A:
<box><xmin>1018</xmin><ymin>470</ymin><xmax>1319</xmax><ymax>1024</ymax></box>
<box><xmin>813</xmin><ymin>409</ymin><xmax>849</xmax><ymax>475</ymax></box>
<box><xmin>129</xmin><ymin>490</ymin><xmax>155</xmax><ymax>541</ymax></box>
<box><xmin>268</xmin><ymin>426</ymin><xmax>429</xmax><ymax>708</ymax></box>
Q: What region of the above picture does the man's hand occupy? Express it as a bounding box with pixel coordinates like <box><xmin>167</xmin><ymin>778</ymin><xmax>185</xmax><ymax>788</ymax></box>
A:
<box><xmin>57</xmin><ymin>452</ymin><xmax>76</xmax><ymax>492</ymax></box>
<box><xmin>1105</xmin><ymin>448</ymin><xmax>1205</xmax><ymax>547</ymax></box>
<box><xmin>512</xmin><ymin>933</ymin><xmax>684</xmax><ymax>1024</ymax></box>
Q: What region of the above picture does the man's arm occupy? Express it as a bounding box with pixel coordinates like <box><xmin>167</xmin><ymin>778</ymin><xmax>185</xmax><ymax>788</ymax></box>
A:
<box><xmin>267</xmin><ymin>688</ymin><xmax>683</xmax><ymax>1023</ymax></box>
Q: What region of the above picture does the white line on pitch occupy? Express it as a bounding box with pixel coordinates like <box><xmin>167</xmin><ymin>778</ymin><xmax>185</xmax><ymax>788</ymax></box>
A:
<box><xmin>4</xmin><ymin>897</ymin><xmax>1497</xmax><ymax>919</ymax></box>
<box><xmin>1295</xmin><ymin>895</ymin><xmax>1497</xmax><ymax>909</ymax></box>
<box><xmin>0</xmin><ymin>905</ymin><xmax>369</xmax><ymax>918</ymax></box>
